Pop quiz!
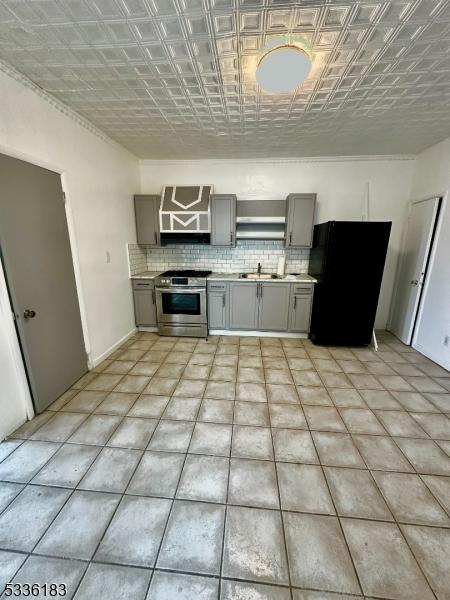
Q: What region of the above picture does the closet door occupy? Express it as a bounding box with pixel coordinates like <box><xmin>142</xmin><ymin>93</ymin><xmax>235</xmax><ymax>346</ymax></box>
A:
<box><xmin>0</xmin><ymin>153</ymin><xmax>87</xmax><ymax>413</ymax></box>
<box><xmin>390</xmin><ymin>197</ymin><xmax>440</xmax><ymax>344</ymax></box>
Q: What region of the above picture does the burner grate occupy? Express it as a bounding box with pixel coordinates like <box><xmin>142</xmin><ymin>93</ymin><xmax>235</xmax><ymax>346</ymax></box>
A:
<box><xmin>161</xmin><ymin>270</ymin><xmax>212</xmax><ymax>278</ymax></box>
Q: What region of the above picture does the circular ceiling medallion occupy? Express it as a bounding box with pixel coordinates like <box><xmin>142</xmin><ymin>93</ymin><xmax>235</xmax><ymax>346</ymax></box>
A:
<box><xmin>256</xmin><ymin>45</ymin><xmax>312</xmax><ymax>93</ymax></box>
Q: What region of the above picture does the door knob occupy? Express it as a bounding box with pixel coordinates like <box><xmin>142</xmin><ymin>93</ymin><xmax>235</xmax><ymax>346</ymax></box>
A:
<box><xmin>23</xmin><ymin>309</ymin><xmax>36</xmax><ymax>319</ymax></box>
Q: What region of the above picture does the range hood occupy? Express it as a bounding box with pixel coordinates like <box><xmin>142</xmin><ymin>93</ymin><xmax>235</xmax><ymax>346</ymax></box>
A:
<box><xmin>159</xmin><ymin>185</ymin><xmax>213</xmax><ymax>244</ymax></box>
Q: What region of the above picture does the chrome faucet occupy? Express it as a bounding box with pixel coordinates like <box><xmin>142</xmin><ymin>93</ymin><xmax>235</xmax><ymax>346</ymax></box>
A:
<box><xmin>257</xmin><ymin>262</ymin><xmax>262</xmax><ymax>275</ymax></box>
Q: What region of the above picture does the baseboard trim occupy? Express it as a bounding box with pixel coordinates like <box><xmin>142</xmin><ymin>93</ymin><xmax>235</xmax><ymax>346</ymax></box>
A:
<box><xmin>90</xmin><ymin>328</ymin><xmax>138</xmax><ymax>368</ymax></box>
<box><xmin>209</xmin><ymin>330</ymin><xmax>308</xmax><ymax>339</ymax></box>
<box><xmin>412</xmin><ymin>342</ymin><xmax>450</xmax><ymax>371</ymax></box>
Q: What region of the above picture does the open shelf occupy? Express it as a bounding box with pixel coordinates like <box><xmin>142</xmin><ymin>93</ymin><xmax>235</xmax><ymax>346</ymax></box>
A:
<box><xmin>236</xmin><ymin>216</ymin><xmax>286</xmax><ymax>224</ymax></box>
<box><xmin>236</xmin><ymin>230</ymin><xmax>286</xmax><ymax>240</ymax></box>
<box><xmin>235</xmin><ymin>199</ymin><xmax>287</xmax><ymax>241</ymax></box>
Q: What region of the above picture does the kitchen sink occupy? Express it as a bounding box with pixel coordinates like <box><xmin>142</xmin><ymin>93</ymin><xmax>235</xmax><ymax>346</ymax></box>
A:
<box><xmin>239</xmin><ymin>273</ymin><xmax>281</xmax><ymax>279</ymax></box>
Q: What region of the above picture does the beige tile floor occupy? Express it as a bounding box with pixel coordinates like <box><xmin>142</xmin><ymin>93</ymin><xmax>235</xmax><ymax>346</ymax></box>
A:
<box><xmin>0</xmin><ymin>331</ymin><xmax>450</xmax><ymax>599</ymax></box>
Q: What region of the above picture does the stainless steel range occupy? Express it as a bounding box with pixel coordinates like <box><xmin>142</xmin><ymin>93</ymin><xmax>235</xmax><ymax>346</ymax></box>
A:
<box><xmin>155</xmin><ymin>270</ymin><xmax>211</xmax><ymax>337</ymax></box>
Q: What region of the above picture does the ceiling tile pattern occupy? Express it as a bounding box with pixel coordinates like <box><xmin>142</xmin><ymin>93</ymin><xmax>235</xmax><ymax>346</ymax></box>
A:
<box><xmin>1</xmin><ymin>0</ymin><xmax>449</xmax><ymax>158</ymax></box>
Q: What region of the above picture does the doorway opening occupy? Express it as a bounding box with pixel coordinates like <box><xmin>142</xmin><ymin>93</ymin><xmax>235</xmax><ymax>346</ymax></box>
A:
<box><xmin>389</xmin><ymin>196</ymin><xmax>442</xmax><ymax>345</ymax></box>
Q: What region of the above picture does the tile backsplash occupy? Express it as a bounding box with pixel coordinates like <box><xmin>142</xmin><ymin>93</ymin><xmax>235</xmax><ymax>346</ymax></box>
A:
<box><xmin>128</xmin><ymin>240</ymin><xmax>310</xmax><ymax>275</ymax></box>
<box><xmin>128</xmin><ymin>243</ymin><xmax>147</xmax><ymax>276</ymax></box>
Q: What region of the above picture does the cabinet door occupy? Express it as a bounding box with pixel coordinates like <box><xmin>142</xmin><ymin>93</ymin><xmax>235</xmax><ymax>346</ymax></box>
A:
<box><xmin>134</xmin><ymin>195</ymin><xmax>160</xmax><ymax>246</ymax></box>
<box><xmin>259</xmin><ymin>283</ymin><xmax>290</xmax><ymax>331</ymax></box>
<box><xmin>289</xmin><ymin>294</ymin><xmax>312</xmax><ymax>332</ymax></box>
<box><xmin>229</xmin><ymin>283</ymin><xmax>258</xmax><ymax>329</ymax></box>
<box><xmin>134</xmin><ymin>289</ymin><xmax>157</xmax><ymax>326</ymax></box>
<box><xmin>286</xmin><ymin>193</ymin><xmax>316</xmax><ymax>248</ymax></box>
<box><xmin>208</xmin><ymin>291</ymin><xmax>227</xmax><ymax>329</ymax></box>
<box><xmin>211</xmin><ymin>194</ymin><xmax>236</xmax><ymax>247</ymax></box>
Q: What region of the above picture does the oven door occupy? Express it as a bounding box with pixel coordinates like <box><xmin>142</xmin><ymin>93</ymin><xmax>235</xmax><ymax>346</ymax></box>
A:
<box><xmin>155</xmin><ymin>287</ymin><xmax>207</xmax><ymax>324</ymax></box>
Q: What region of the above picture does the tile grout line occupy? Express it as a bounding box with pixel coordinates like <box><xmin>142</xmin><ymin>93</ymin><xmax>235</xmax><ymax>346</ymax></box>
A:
<box><xmin>1</xmin><ymin>331</ymin><xmax>450</xmax><ymax>598</ymax></box>
<box><xmin>141</xmin><ymin>415</ymin><xmax>198</xmax><ymax>598</ymax></box>
<box><xmin>266</xmin><ymin>346</ymin><xmax>295</xmax><ymax>600</ymax></box>
<box><xmin>1</xmin><ymin>336</ymin><xmax>180</xmax><ymax>596</ymax></box>
<box><xmin>70</xmin><ymin>337</ymin><xmax>202</xmax><ymax>599</ymax></box>
<box><xmin>217</xmin><ymin>362</ymin><xmax>236</xmax><ymax>600</ymax></box>
<box><xmin>290</xmin><ymin>339</ymin><xmax>436</xmax><ymax>599</ymax></box>
<box><xmin>307</xmin><ymin>413</ymin><xmax>368</xmax><ymax>597</ymax></box>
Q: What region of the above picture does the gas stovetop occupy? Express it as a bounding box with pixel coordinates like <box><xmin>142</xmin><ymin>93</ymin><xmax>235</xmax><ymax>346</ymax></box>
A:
<box><xmin>161</xmin><ymin>270</ymin><xmax>212</xmax><ymax>277</ymax></box>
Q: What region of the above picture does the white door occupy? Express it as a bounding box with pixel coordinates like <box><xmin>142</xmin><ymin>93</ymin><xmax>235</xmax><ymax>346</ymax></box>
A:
<box><xmin>390</xmin><ymin>197</ymin><xmax>440</xmax><ymax>344</ymax></box>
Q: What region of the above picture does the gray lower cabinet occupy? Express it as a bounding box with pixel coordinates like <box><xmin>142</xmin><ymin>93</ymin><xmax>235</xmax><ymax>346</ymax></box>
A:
<box><xmin>207</xmin><ymin>282</ymin><xmax>228</xmax><ymax>329</ymax></box>
<box><xmin>285</xmin><ymin>193</ymin><xmax>316</xmax><ymax>248</ymax></box>
<box><xmin>134</xmin><ymin>194</ymin><xmax>160</xmax><ymax>246</ymax></box>
<box><xmin>213</xmin><ymin>279</ymin><xmax>314</xmax><ymax>333</ymax></box>
<box><xmin>211</xmin><ymin>194</ymin><xmax>236</xmax><ymax>247</ymax></box>
<box><xmin>229</xmin><ymin>282</ymin><xmax>258</xmax><ymax>330</ymax></box>
<box><xmin>259</xmin><ymin>282</ymin><xmax>290</xmax><ymax>331</ymax></box>
<box><xmin>133</xmin><ymin>280</ymin><xmax>156</xmax><ymax>326</ymax></box>
<box><xmin>289</xmin><ymin>295</ymin><xmax>312</xmax><ymax>332</ymax></box>
<box><xmin>208</xmin><ymin>292</ymin><xmax>227</xmax><ymax>329</ymax></box>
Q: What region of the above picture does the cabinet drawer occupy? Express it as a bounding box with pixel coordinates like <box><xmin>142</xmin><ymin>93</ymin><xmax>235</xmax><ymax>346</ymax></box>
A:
<box><xmin>132</xmin><ymin>279</ymin><xmax>154</xmax><ymax>290</ymax></box>
<box><xmin>207</xmin><ymin>282</ymin><xmax>227</xmax><ymax>292</ymax></box>
<box><xmin>293</xmin><ymin>284</ymin><xmax>313</xmax><ymax>294</ymax></box>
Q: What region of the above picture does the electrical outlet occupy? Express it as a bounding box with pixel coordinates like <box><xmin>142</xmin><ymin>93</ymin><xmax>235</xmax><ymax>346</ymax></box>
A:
<box><xmin>444</xmin><ymin>336</ymin><xmax>449</xmax><ymax>347</ymax></box>
<box><xmin>106</xmin><ymin>251</ymin><xmax>111</xmax><ymax>264</ymax></box>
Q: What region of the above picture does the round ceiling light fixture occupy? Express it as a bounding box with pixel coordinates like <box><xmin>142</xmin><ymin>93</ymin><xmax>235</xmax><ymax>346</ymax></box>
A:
<box><xmin>256</xmin><ymin>45</ymin><xmax>312</xmax><ymax>94</ymax></box>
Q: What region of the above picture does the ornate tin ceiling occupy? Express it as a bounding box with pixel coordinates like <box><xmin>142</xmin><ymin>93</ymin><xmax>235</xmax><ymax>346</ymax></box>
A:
<box><xmin>0</xmin><ymin>0</ymin><xmax>449</xmax><ymax>158</ymax></box>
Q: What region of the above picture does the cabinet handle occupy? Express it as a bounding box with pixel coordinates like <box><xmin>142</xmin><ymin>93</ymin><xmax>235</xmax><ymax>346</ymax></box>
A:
<box><xmin>154</xmin><ymin>231</ymin><xmax>157</xmax><ymax>244</ymax></box>
<box><xmin>289</xmin><ymin>232</ymin><xmax>292</xmax><ymax>244</ymax></box>
<box><xmin>222</xmin><ymin>293</ymin><xmax>226</xmax><ymax>307</ymax></box>
<box><xmin>230</xmin><ymin>231</ymin><xmax>233</xmax><ymax>244</ymax></box>
<box><xmin>294</xmin><ymin>296</ymin><xmax>297</xmax><ymax>310</ymax></box>
<box><xmin>260</xmin><ymin>283</ymin><xmax>263</xmax><ymax>297</ymax></box>
<box><xmin>152</xmin><ymin>290</ymin><xmax>155</xmax><ymax>304</ymax></box>
<box><xmin>256</xmin><ymin>283</ymin><xmax>259</xmax><ymax>298</ymax></box>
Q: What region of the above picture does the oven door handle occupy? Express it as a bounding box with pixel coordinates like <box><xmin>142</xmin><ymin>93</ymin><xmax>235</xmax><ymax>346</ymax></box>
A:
<box><xmin>155</xmin><ymin>287</ymin><xmax>206</xmax><ymax>294</ymax></box>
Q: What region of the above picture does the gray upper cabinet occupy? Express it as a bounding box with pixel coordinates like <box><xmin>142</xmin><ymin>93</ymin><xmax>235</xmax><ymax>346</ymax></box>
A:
<box><xmin>134</xmin><ymin>194</ymin><xmax>160</xmax><ymax>246</ymax></box>
<box><xmin>259</xmin><ymin>282</ymin><xmax>290</xmax><ymax>331</ymax></box>
<box><xmin>211</xmin><ymin>194</ymin><xmax>236</xmax><ymax>247</ymax></box>
<box><xmin>285</xmin><ymin>193</ymin><xmax>316</xmax><ymax>248</ymax></box>
<box><xmin>133</xmin><ymin>280</ymin><xmax>156</xmax><ymax>326</ymax></box>
<box><xmin>229</xmin><ymin>282</ymin><xmax>258</xmax><ymax>329</ymax></box>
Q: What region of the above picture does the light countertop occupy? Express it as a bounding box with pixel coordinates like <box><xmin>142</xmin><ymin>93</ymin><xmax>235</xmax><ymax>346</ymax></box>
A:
<box><xmin>131</xmin><ymin>271</ymin><xmax>161</xmax><ymax>280</ymax></box>
<box><xmin>208</xmin><ymin>272</ymin><xmax>317</xmax><ymax>283</ymax></box>
<box><xmin>132</xmin><ymin>271</ymin><xmax>317</xmax><ymax>283</ymax></box>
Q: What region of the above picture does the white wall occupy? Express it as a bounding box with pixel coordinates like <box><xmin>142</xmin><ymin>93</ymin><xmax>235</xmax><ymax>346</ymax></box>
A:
<box><xmin>409</xmin><ymin>137</ymin><xmax>450</xmax><ymax>370</ymax></box>
<box><xmin>0</xmin><ymin>67</ymin><xmax>139</xmax><ymax>438</ymax></box>
<box><xmin>140</xmin><ymin>157</ymin><xmax>415</xmax><ymax>329</ymax></box>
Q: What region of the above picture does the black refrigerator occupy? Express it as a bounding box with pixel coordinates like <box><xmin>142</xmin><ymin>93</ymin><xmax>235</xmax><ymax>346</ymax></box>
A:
<box><xmin>308</xmin><ymin>221</ymin><xmax>391</xmax><ymax>346</ymax></box>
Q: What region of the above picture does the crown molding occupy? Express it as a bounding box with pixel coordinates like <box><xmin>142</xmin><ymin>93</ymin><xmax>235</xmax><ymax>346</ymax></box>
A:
<box><xmin>140</xmin><ymin>154</ymin><xmax>416</xmax><ymax>166</ymax></box>
<box><xmin>0</xmin><ymin>58</ymin><xmax>130</xmax><ymax>154</ymax></box>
